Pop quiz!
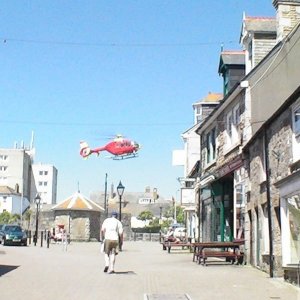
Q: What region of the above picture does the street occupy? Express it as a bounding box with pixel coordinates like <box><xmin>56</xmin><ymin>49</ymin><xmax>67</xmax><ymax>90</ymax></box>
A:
<box><xmin>0</xmin><ymin>241</ymin><xmax>299</xmax><ymax>300</ymax></box>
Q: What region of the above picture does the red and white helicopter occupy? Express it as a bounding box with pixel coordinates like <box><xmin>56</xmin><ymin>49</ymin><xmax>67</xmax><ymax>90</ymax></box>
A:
<box><xmin>79</xmin><ymin>135</ymin><xmax>140</xmax><ymax>160</ymax></box>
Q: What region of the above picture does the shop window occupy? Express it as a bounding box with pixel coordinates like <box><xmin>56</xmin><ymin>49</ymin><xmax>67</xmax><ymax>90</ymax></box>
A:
<box><xmin>287</xmin><ymin>195</ymin><xmax>300</xmax><ymax>263</ymax></box>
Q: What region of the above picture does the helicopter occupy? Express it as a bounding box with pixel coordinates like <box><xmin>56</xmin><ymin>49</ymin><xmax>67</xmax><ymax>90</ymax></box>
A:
<box><xmin>79</xmin><ymin>135</ymin><xmax>140</xmax><ymax>160</ymax></box>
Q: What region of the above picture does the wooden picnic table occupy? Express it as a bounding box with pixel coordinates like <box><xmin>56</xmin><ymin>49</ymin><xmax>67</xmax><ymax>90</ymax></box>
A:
<box><xmin>192</xmin><ymin>240</ymin><xmax>245</xmax><ymax>266</ymax></box>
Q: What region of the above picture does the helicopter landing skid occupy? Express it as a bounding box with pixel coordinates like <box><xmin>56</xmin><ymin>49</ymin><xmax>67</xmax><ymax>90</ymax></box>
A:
<box><xmin>109</xmin><ymin>153</ymin><xmax>138</xmax><ymax>160</ymax></box>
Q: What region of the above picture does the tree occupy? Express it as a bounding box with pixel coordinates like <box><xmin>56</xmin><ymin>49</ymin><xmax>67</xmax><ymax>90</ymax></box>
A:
<box><xmin>0</xmin><ymin>211</ymin><xmax>11</xmax><ymax>224</ymax></box>
<box><xmin>0</xmin><ymin>211</ymin><xmax>20</xmax><ymax>224</ymax></box>
<box><xmin>163</xmin><ymin>205</ymin><xmax>185</xmax><ymax>224</ymax></box>
<box><xmin>176</xmin><ymin>206</ymin><xmax>185</xmax><ymax>224</ymax></box>
<box><xmin>24</xmin><ymin>209</ymin><xmax>32</xmax><ymax>229</ymax></box>
<box><xmin>137</xmin><ymin>210</ymin><xmax>154</xmax><ymax>221</ymax></box>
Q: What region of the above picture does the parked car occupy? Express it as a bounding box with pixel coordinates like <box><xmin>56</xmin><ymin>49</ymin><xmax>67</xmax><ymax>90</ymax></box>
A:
<box><xmin>0</xmin><ymin>224</ymin><xmax>27</xmax><ymax>246</ymax></box>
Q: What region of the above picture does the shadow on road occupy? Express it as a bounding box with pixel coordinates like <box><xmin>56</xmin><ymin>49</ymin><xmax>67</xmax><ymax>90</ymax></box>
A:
<box><xmin>113</xmin><ymin>271</ymin><xmax>136</xmax><ymax>275</ymax></box>
<box><xmin>0</xmin><ymin>265</ymin><xmax>19</xmax><ymax>276</ymax></box>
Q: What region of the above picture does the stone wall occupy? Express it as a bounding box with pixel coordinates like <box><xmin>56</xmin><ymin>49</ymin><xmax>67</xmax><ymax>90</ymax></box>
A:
<box><xmin>247</xmin><ymin>106</ymin><xmax>293</xmax><ymax>276</ymax></box>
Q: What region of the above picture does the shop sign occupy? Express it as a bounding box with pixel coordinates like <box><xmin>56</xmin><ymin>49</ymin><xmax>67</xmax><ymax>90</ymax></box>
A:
<box><xmin>216</xmin><ymin>155</ymin><xmax>243</xmax><ymax>178</ymax></box>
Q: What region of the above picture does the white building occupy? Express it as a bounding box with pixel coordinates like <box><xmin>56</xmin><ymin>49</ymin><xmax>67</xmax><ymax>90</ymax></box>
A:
<box><xmin>0</xmin><ymin>186</ymin><xmax>30</xmax><ymax>215</ymax></box>
<box><xmin>173</xmin><ymin>92</ymin><xmax>222</xmax><ymax>241</ymax></box>
<box><xmin>32</xmin><ymin>164</ymin><xmax>58</xmax><ymax>204</ymax></box>
<box><xmin>0</xmin><ymin>148</ymin><xmax>32</xmax><ymax>201</ymax></box>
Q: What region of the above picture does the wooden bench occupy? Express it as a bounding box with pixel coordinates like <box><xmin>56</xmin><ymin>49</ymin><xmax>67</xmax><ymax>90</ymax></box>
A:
<box><xmin>199</xmin><ymin>250</ymin><xmax>244</xmax><ymax>266</ymax></box>
<box><xmin>162</xmin><ymin>241</ymin><xmax>192</xmax><ymax>253</ymax></box>
<box><xmin>192</xmin><ymin>241</ymin><xmax>245</xmax><ymax>265</ymax></box>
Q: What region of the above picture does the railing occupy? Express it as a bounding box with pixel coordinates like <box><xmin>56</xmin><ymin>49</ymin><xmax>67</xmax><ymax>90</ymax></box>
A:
<box><xmin>130</xmin><ymin>232</ymin><xmax>161</xmax><ymax>242</ymax></box>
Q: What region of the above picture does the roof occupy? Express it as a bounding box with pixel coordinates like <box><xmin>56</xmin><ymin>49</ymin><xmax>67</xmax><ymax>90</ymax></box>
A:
<box><xmin>219</xmin><ymin>51</ymin><xmax>245</xmax><ymax>66</ymax></box>
<box><xmin>193</xmin><ymin>92</ymin><xmax>223</xmax><ymax>106</ymax></box>
<box><xmin>273</xmin><ymin>0</ymin><xmax>300</xmax><ymax>8</ymax></box>
<box><xmin>244</xmin><ymin>16</ymin><xmax>276</xmax><ymax>33</ymax></box>
<box><xmin>218</xmin><ymin>50</ymin><xmax>245</xmax><ymax>73</ymax></box>
<box><xmin>52</xmin><ymin>191</ymin><xmax>104</xmax><ymax>212</ymax></box>
<box><xmin>0</xmin><ymin>186</ymin><xmax>20</xmax><ymax>195</ymax></box>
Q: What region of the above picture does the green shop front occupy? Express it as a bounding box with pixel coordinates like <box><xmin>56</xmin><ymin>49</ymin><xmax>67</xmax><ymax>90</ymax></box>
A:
<box><xmin>200</xmin><ymin>155</ymin><xmax>244</xmax><ymax>242</ymax></box>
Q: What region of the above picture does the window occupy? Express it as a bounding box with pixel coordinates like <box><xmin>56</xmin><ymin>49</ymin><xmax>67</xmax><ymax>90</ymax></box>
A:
<box><xmin>0</xmin><ymin>176</ymin><xmax>7</xmax><ymax>182</ymax></box>
<box><xmin>44</xmin><ymin>182</ymin><xmax>48</xmax><ymax>186</ymax></box>
<box><xmin>196</xmin><ymin>115</ymin><xmax>202</xmax><ymax>123</ymax></box>
<box><xmin>0</xmin><ymin>166</ymin><xmax>7</xmax><ymax>171</ymax></box>
<box><xmin>206</xmin><ymin>128</ymin><xmax>216</xmax><ymax>164</ymax></box>
<box><xmin>248</xmin><ymin>41</ymin><xmax>253</xmax><ymax>60</ymax></box>
<box><xmin>39</xmin><ymin>181</ymin><xmax>43</xmax><ymax>186</ymax></box>
<box><xmin>44</xmin><ymin>171</ymin><xmax>48</xmax><ymax>175</ymax></box>
<box><xmin>287</xmin><ymin>194</ymin><xmax>300</xmax><ymax>263</ymax></box>
<box><xmin>294</xmin><ymin>106</ymin><xmax>300</xmax><ymax>136</ymax></box>
<box><xmin>260</xmin><ymin>136</ymin><xmax>267</xmax><ymax>182</ymax></box>
<box><xmin>225</xmin><ymin>104</ymin><xmax>240</xmax><ymax>150</ymax></box>
<box><xmin>227</xmin><ymin>113</ymin><xmax>232</xmax><ymax>138</ymax></box>
<box><xmin>224</xmin><ymin>71</ymin><xmax>229</xmax><ymax>96</ymax></box>
<box><xmin>0</xmin><ymin>155</ymin><xmax>8</xmax><ymax>161</ymax></box>
<box><xmin>292</xmin><ymin>100</ymin><xmax>300</xmax><ymax>161</ymax></box>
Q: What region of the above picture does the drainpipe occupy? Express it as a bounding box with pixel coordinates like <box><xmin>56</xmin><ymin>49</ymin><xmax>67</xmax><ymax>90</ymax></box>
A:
<box><xmin>197</xmin><ymin>189</ymin><xmax>201</xmax><ymax>242</ymax></box>
<box><xmin>264</xmin><ymin>129</ymin><xmax>274</xmax><ymax>278</ymax></box>
<box><xmin>220</xmin><ymin>183</ymin><xmax>225</xmax><ymax>242</ymax></box>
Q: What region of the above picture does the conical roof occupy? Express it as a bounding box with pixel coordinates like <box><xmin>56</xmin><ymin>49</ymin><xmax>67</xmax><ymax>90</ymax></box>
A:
<box><xmin>52</xmin><ymin>191</ymin><xmax>104</xmax><ymax>212</ymax></box>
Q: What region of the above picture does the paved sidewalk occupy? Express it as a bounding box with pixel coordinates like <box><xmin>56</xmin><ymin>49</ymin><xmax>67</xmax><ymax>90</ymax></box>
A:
<box><xmin>0</xmin><ymin>241</ymin><xmax>299</xmax><ymax>300</ymax></box>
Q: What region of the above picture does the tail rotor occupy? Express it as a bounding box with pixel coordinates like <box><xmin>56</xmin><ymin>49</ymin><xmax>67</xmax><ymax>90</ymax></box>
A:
<box><xmin>80</xmin><ymin>141</ymin><xmax>92</xmax><ymax>158</ymax></box>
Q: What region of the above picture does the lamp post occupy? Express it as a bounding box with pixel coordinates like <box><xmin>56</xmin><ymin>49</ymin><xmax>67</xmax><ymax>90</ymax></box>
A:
<box><xmin>104</xmin><ymin>173</ymin><xmax>108</xmax><ymax>217</ymax></box>
<box><xmin>33</xmin><ymin>193</ymin><xmax>41</xmax><ymax>246</ymax></box>
<box><xmin>159</xmin><ymin>206</ymin><xmax>163</xmax><ymax>224</ymax></box>
<box><xmin>116</xmin><ymin>181</ymin><xmax>125</xmax><ymax>222</ymax></box>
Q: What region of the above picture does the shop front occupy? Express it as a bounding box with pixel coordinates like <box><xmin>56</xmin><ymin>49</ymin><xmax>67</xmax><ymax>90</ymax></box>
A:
<box><xmin>275</xmin><ymin>169</ymin><xmax>300</xmax><ymax>285</ymax></box>
<box><xmin>200</xmin><ymin>155</ymin><xmax>244</xmax><ymax>243</ymax></box>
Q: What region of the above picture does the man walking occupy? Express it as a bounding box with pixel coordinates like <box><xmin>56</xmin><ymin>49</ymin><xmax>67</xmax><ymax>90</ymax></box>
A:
<box><xmin>100</xmin><ymin>211</ymin><xmax>123</xmax><ymax>274</ymax></box>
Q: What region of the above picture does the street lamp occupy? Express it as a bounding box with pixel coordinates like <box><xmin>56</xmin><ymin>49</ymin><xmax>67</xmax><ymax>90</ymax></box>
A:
<box><xmin>116</xmin><ymin>181</ymin><xmax>125</xmax><ymax>222</ymax></box>
<box><xmin>159</xmin><ymin>206</ymin><xmax>163</xmax><ymax>224</ymax></box>
<box><xmin>34</xmin><ymin>193</ymin><xmax>41</xmax><ymax>246</ymax></box>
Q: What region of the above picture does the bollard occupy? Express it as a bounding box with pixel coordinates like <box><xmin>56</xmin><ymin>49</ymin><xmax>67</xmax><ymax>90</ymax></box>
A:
<box><xmin>28</xmin><ymin>230</ymin><xmax>32</xmax><ymax>245</ymax></box>
<box><xmin>47</xmin><ymin>231</ymin><xmax>50</xmax><ymax>248</ymax></box>
<box><xmin>33</xmin><ymin>231</ymin><xmax>37</xmax><ymax>246</ymax></box>
<box><xmin>62</xmin><ymin>230</ymin><xmax>68</xmax><ymax>251</ymax></box>
<box><xmin>40</xmin><ymin>231</ymin><xmax>43</xmax><ymax>247</ymax></box>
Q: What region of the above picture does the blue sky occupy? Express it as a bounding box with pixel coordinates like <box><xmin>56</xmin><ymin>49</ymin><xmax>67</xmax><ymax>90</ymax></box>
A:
<box><xmin>0</xmin><ymin>1</ymin><xmax>275</xmax><ymax>202</ymax></box>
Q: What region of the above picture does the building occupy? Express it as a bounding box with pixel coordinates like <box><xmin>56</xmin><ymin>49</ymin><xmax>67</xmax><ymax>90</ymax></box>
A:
<box><xmin>189</xmin><ymin>0</ymin><xmax>300</xmax><ymax>282</ymax></box>
<box><xmin>196</xmin><ymin>50</ymin><xmax>245</xmax><ymax>243</ymax></box>
<box><xmin>0</xmin><ymin>186</ymin><xmax>30</xmax><ymax>215</ymax></box>
<box><xmin>242</xmin><ymin>0</ymin><xmax>300</xmax><ymax>279</ymax></box>
<box><xmin>174</xmin><ymin>92</ymin><xmax>222</xmax><ymax>241</ymax></box>
<box><xmin>0</xmin><ymin>142</ymin><xmax>58</xmax><ymax>217</ymax></box>
<box><xmin>0</xmin><ymin>148</ymin><xmax>32</xmax><ymax>202</ymax></box>
<box><xmin>31</xmin><ymin>163</ymin><xmax>58</xmax><ymax>205</ymax></box>
<box><xmin>51</xmin><ymin>191</ymin><xmax>104</xmax><ymax>241</ymax></box>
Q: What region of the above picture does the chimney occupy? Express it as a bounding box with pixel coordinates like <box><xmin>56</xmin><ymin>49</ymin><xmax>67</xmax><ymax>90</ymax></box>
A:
<box><xmin>273</xmin><ymin>0</ymin><xmax>300</xmax><ymax>41</ymax></box>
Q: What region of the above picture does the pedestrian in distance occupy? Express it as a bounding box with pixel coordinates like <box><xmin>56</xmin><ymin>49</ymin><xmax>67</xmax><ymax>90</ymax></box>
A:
<box><xmin>164</xmin><ymin>226</ymin><xmax>180</xmax><ymax>243</ymax></box>
<box><xmin>100</xmin><ymin>211</ymin><xmax>123</xmax><ymax>274</ymax></box>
